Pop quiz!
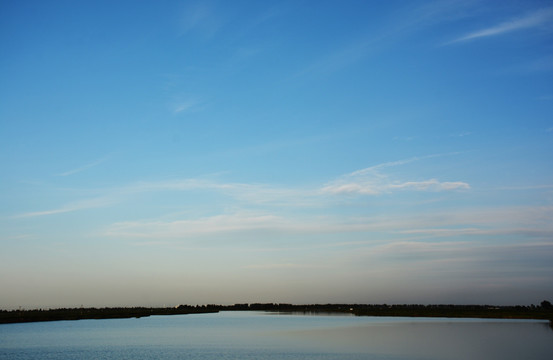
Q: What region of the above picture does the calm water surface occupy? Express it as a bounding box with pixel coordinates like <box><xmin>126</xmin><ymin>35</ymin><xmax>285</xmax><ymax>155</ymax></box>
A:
<box><xmin>1</xmin><ymin>311</ymin><xmax>552</xmax><ymax>359</ymax></box>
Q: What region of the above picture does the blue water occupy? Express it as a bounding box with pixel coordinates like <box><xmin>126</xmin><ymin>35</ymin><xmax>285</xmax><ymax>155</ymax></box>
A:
<box><xmin>1</xmin><ymin>312</ymin><xmax>552</xmax><ymax>359</ymax></box>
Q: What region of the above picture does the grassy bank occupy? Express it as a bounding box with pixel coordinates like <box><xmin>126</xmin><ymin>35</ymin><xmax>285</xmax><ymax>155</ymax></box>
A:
<box><xmin>2</xmin><ymin>303</ymin><xmax>552</xmax><ymax>325</ymax></box>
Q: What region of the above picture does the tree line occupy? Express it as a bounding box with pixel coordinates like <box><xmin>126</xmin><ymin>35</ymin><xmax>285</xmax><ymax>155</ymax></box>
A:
<box><xmin>2</xmin><ymin>301</ymin><xmax>552</xmax><ymax>324</ymax></box>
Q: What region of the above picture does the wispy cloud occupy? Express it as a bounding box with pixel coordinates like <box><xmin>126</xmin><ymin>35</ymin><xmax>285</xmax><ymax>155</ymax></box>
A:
<box><xmin>451</xmin><ymin>131</ymin><xmax>471</xmax><ymax>137</ymax></box>
<box><xmin>178</xmin><ymin>1</ymin><xmax>224</xmax><ymax>39</ymax></box>
<box><xmin>100</xmin><ymin>202</ymin><xmax>553</xmax><ymax>254</ymax></box>
<box><xmin>501</xmin><ymin>55</ymin><xmax>553</xmax><ymax>75</ymax></box>
<box><xmin>104</xmin><ymin>213</ymin><xmax>373</xmax><ymax>241</ymax></box>
<box><xmin>350</xmin><ymin>152</ymin><xmax>462</xmax><ymax>176</ymax></box>
<box><xmin>242</xmin><ymin>263</ymin><xmax>318</xmax><ymax>270</ymax></box>
<box><xmin>389</xmin><ymin>179</ymin><xmax>470</xmax><ymax>191</ymax></box>
<box><xmin>1</xmin><ymin>234</ymin><xmax>35</xmax><ymax>241</ymax></box>
<box><xmin>173</xmin><ymin>100</ymin><xmax>196</xmax><ymax>114</ymax></box>
<box><xmin>122</xmin><ymin>178</ymin><xmax>319</xmax><ymax>208</ymax></box>
<box><xmin>447</xmin><ymin>8</ymin><xmax>553</xmax><ymax>44</ymax></box>
<box><xmin>292</xmin><ymin>1</ymin><xmax>476</xmax><ymax>78</ymax></box>
<box><xmin>106</xmin><ymin>213</ymin><xmax>343</xmax><ymax>241</ymax></box>
<box><xmin>13</xmin><ymin>197</ymin><xmax>115</xmax><ymax>218</ymax></box>
<box><xmin>522</xmin><ymin>56</ymin><xmax>553</xmax><ymax>73</ymax></box>
<box><xmin>126</xmin><ymin>170</ymin><xmax>472</xmax><ymax>207</ymax></box>
<box><xmin>352</xmin><ymin>240</ymin><xmax>553</xmax><ymax>272</ymax></box>
<box><xmin>322</xmin><ymin>179</ymin><xmax>469</xmax><ymax>195</ymax></box>
<box><xmin>498</xmin><ymin>184</ymin><xmax>553</xmax><ymax>190</ymax></box>
<box><xmin>57</xmin><ymin>157</ymin><xmax>107</xmax><ymax>176</ymax></box>
<box><xmin>292</xmin><ymin>38</ymin><xmax>376</xmax><ymax>78</ymax></box>
<box><xmin>172</xmin><ymin>97</ymin><xmax>204</xmax><ymax>114</ymax></box>
<box><xmin>395</xmin><ymin>205</ymin><xmax>553</xmax><ymax>228</ymax></box>
<box><xmin>322</xmin><ymin>154</ymin><xmax>470</xmax><ymax>196</ymax></box>
<box><xmin>106</xmin><ymin>213</ymin><xmax>285</xmax><ymax>239</ymax></box>
<box><xmin>169</xmin><ymin>93</ymin><xmax>206</xmax><ymax>114</ymax></box>
<box><xmin>9</xmin><ymin>177</ymin><xmax>312</xmax><ymax>220</ymax></box>
<box><xmin>398</xmin><ymin>227</ymin><xmax>553</xmax><ymax>238</ymax></box>
<box><xmin>19</xmin><ymin>153</ymin><xmax>472</xmax><ymax>219</ymax></box>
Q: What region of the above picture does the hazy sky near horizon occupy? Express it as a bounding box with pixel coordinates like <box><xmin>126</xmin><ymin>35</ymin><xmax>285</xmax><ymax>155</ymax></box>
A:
<box><xmin>1</xmin><ymin>0</ymin><xmax>552</xmax><ymax>309</ymax></box>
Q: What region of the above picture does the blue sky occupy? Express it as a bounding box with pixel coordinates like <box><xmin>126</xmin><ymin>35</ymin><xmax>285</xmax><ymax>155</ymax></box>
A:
<box><xmin>1</xmin><ymin>0</ymin><xmax>552</xmax><ymax>309</ymax></box>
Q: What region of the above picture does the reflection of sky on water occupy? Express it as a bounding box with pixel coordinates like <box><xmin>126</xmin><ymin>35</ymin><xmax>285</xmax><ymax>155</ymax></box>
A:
<box><xmin>274</xmin><ymin>319</ymin><xmax>553</xmax><ymax>359</ymax></box>
<box><xmin>1</xmin><ymin>312</ymin><xmax>552</xmax><ymax>360</ymax></box>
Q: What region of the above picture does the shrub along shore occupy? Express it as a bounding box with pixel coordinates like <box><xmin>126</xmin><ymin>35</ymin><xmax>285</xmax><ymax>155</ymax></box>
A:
<box><xmin>1</xmin><ymin>302</ymin><xmax>552</xmax><ymax>325</ymax></box>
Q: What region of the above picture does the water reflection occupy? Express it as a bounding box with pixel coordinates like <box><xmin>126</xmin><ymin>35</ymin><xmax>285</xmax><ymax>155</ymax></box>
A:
<box><xmin>0</xmin><ymin>312</ymin><xmax>551</xmax><ymax>360</ymax></box>
<box><xmin>265</xmin><ymin>311</ymin><xmax>355</xmax><ymax>316</ymax></box>
<box><xmin>272</xmin><ymin>317</ymin><xmax>553</xmax><ymax>360</ymax></box>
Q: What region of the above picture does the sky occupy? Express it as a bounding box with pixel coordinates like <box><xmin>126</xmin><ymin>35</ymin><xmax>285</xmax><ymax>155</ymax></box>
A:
<box><xmin>1</xmin><ymin>0</ymin><xmax>552</xmax><ymax>309</ymax></box>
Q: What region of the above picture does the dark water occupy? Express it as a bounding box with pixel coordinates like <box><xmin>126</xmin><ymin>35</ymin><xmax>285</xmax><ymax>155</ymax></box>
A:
<box><xmin>1</xmin><ymin>312</ymin><xmax>552</xmax><ymax>359</ymax></box>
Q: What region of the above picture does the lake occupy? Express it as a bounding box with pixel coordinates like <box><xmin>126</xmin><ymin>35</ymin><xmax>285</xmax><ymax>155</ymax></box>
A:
<box><xmin>1</xmin><ymin>311</ymin><xmax>552</xmax><ymax>359</ymax></box>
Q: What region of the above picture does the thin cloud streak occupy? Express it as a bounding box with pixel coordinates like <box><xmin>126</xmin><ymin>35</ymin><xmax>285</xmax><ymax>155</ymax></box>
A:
<box><xmin>124</xmin><ymin>178</ymin><xmax>318</xmax><ymax>207</ymax></box>
<box><xmin>13</xmin><ymin>197</ymin><xmax>115</xmax><ymax>218</ymax></box>
<box><xmin>322</xmin><ymin>153</ymin><xmax>469</xmax><ymax>195</ymax></box>
<box><xmin>104</xmin><ymin>213</ymin><xmax>374</xmax><ymax>240</ymax></box>
<box><xmin>178</xmin><ymin>1</ymin><xmax>224</xmax><ymax>39</ymax></box>
<box><xmin>498</xmin><ymin>184</ymin><xmax>553</xmax><ymax>190</ymax></box>
<box><xmin>9</xmin><ymin>177</ymin><xmax>314</xmax><ymax>219</ymax></box>
<box><xmin>102</xmin><ymin>205</ymin><xmax>553</xmax><ymax>244</ymax></box>
<box><xmin>398</xmin><ymin>227</ymin><xmax>553</xmax><ymax>238</ymax></box>
<box><xmin>350</xmin><ymin>152</ymin><xmax>463</xmax><ymax>176</ymax></box>
<box><xmin>242</xmin><ymin>263</ymin><xmax>319</xmax><ymax>270</ymax></box>
<box><xmin>173</xmin><ymin>99</ymin><xmax>197</xmax><ymax>113</ymax></box>
<box><xmin>292</xmin><ymin>0</ymin><xmax>476</xmax><ymax>78</ymax></box>
<box><xmin>447</xmin><ymin>8</ymin><xmax>553</xmax><ymax>44</ymax></box>
<box><xmin>14</xmin><ymin>153</ymin><xmax>471</xmax><ymax>219</ymax></box>
<box><xmin>389</xmin><ymin>179</ymin><xmax>470</xmax><ymax>191</ymax></box>
<box><xmin>57</xmin><ymin>157</ymin><xmax>107</xmax><ymax>176</ymax></box>
<box><xmin>348</xmin><ymin>241</ymin><xmax>553</xmax><ymax>279</ymax></box>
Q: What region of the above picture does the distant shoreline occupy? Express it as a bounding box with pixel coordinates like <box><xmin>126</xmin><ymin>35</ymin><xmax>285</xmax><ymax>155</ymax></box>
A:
<box><xmin>1</xmin><ymin>303</ymin><xmax>552</xmax><ymax>325</ymax></box>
